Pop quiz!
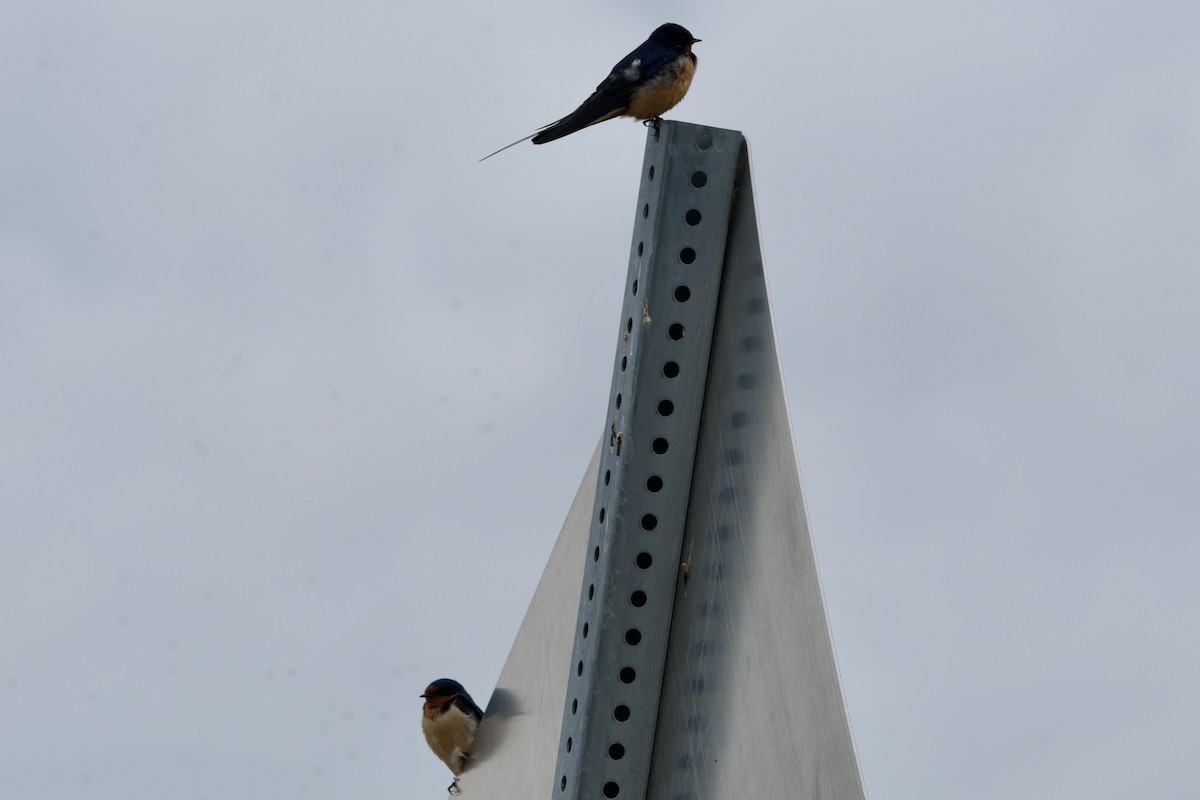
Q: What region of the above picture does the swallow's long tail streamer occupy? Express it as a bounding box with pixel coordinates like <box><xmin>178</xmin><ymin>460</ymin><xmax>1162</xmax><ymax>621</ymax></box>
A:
<box><xmin>480</xmin><ymin>91</ymin><xmax>628</xmax><ymax>160</ymax></box>
<box><xmin>479</xmin><ymin>132</ymin><xmax>538</xmax><ymax>161</ymax></box>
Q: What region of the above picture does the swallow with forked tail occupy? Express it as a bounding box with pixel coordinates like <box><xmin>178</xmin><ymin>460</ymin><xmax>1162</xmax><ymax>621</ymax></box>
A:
<box><xmin>482</xmin><ymin>23</ymin><xmax>700</xmax><ymax>160</ymax></box>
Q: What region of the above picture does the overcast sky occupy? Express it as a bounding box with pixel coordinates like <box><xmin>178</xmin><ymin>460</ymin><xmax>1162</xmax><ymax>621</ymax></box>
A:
<box><xmin>3</xmin><ymin>1</ymin><xmax>1198</xmax><ymax>798</ymax></box>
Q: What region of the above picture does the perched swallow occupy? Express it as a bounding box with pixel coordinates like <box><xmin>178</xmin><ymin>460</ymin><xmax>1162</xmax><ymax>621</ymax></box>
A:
<box><xmin>481</xmin><ymin>23</ymin><xmax>700</xmax><ymax>160</ymax></box>
<box><xmin>420</xmin><ymin>678</ymin><xmax>485</xmax><ymax>777</ymax></box>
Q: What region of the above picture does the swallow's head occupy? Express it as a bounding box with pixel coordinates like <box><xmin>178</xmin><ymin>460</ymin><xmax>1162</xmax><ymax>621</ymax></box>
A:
<box><xmin>651</xmin><ymin>23</ymin><xmax>700</xmax><ymax>52</ymax></box>
<box><xmin>421</xmin><ymin>678</ymin><xmax>468</xmax><ymax>714</ymax></box>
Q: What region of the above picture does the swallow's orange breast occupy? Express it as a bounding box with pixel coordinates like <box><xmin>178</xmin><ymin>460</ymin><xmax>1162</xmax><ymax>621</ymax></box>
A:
<box><xmin>626</xmin><ymin>54</ymin><xmax>697</xmax><ymax>120</ymax></box>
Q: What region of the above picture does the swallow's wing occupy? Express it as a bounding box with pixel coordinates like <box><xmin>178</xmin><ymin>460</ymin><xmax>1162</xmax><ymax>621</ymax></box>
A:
<box><xmin>452</xmin><ymin>692</ymin><xmax>485</xmax><ymax>722</ymax></box>
<box><xmin>480</xmin><ymin>39</ymin><xmax>675</xmax><ymax>158</ymax></box>
<box><xmin>533</xmin><ymin>36</ymin><xmax>685</xmax><ymax>145</ymax></box>
<box><xmin>479</xmin><ymin>72</ymin><xmax>632</xmax><ymax>159</ymax></box>
<box><xmin>529</xmin><ymin>85</ymin><xmax>632</xmax><ymax>145</ymax></box>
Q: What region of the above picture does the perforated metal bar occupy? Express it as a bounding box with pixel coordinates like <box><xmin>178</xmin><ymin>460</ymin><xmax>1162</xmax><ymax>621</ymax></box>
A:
<box><xmin>551</xmin><ymin>122</ymin><xmax>745</xmax><ymax>800</ymax></box>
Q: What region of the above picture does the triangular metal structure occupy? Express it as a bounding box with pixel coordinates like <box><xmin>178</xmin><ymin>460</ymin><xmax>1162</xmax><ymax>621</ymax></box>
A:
<box><xmin>457</xmin><ymin>122</ymin><xmax>865</xmax><ymax>799</ymax></box>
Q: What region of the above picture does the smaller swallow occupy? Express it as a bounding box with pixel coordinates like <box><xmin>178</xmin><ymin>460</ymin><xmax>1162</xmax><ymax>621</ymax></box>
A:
<box><xmin>481</xmin><ymin>23</ymin><xmax>700</xmax><ymax>160</ymax></box>
<box><xmin>421</xmin><ymin>678</ymin><xmax>485</xmax><ymax>778</ymax></box>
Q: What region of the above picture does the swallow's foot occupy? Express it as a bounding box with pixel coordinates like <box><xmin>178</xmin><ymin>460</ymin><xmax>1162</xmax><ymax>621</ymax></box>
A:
<box><xmin>448</xmin><ymin>776</ymin><xmax>462</xmax><ymax>796</ymax></box>
<box><xmin>642</xmin><ymin>117</ymin><xmax>663</xmax><ymax>139</ymax></box>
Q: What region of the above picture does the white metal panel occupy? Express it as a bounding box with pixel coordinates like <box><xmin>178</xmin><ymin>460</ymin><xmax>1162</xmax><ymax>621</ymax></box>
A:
<box><xmin>453</xmin><ymin>445</ymin><xmax>598</xmax><ymax>797</ymax></box>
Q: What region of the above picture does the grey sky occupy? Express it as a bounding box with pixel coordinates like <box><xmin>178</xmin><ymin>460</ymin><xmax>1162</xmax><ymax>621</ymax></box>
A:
<box><xmin>2</xmin><ymin>1</ymin><xmax>1198</xmax><ymax>797</ymax></box>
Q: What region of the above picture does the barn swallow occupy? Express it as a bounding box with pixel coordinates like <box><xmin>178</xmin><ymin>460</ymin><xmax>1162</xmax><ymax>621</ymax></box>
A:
<box><xmin>481</xmin><ymin>23</ymin><xmax>700</xmax><ymax>160</ymax></box>
<box><xmin>420</xmin><ymin>679</ymin><xmax>484</xmax><ymax>779</ymax></box>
